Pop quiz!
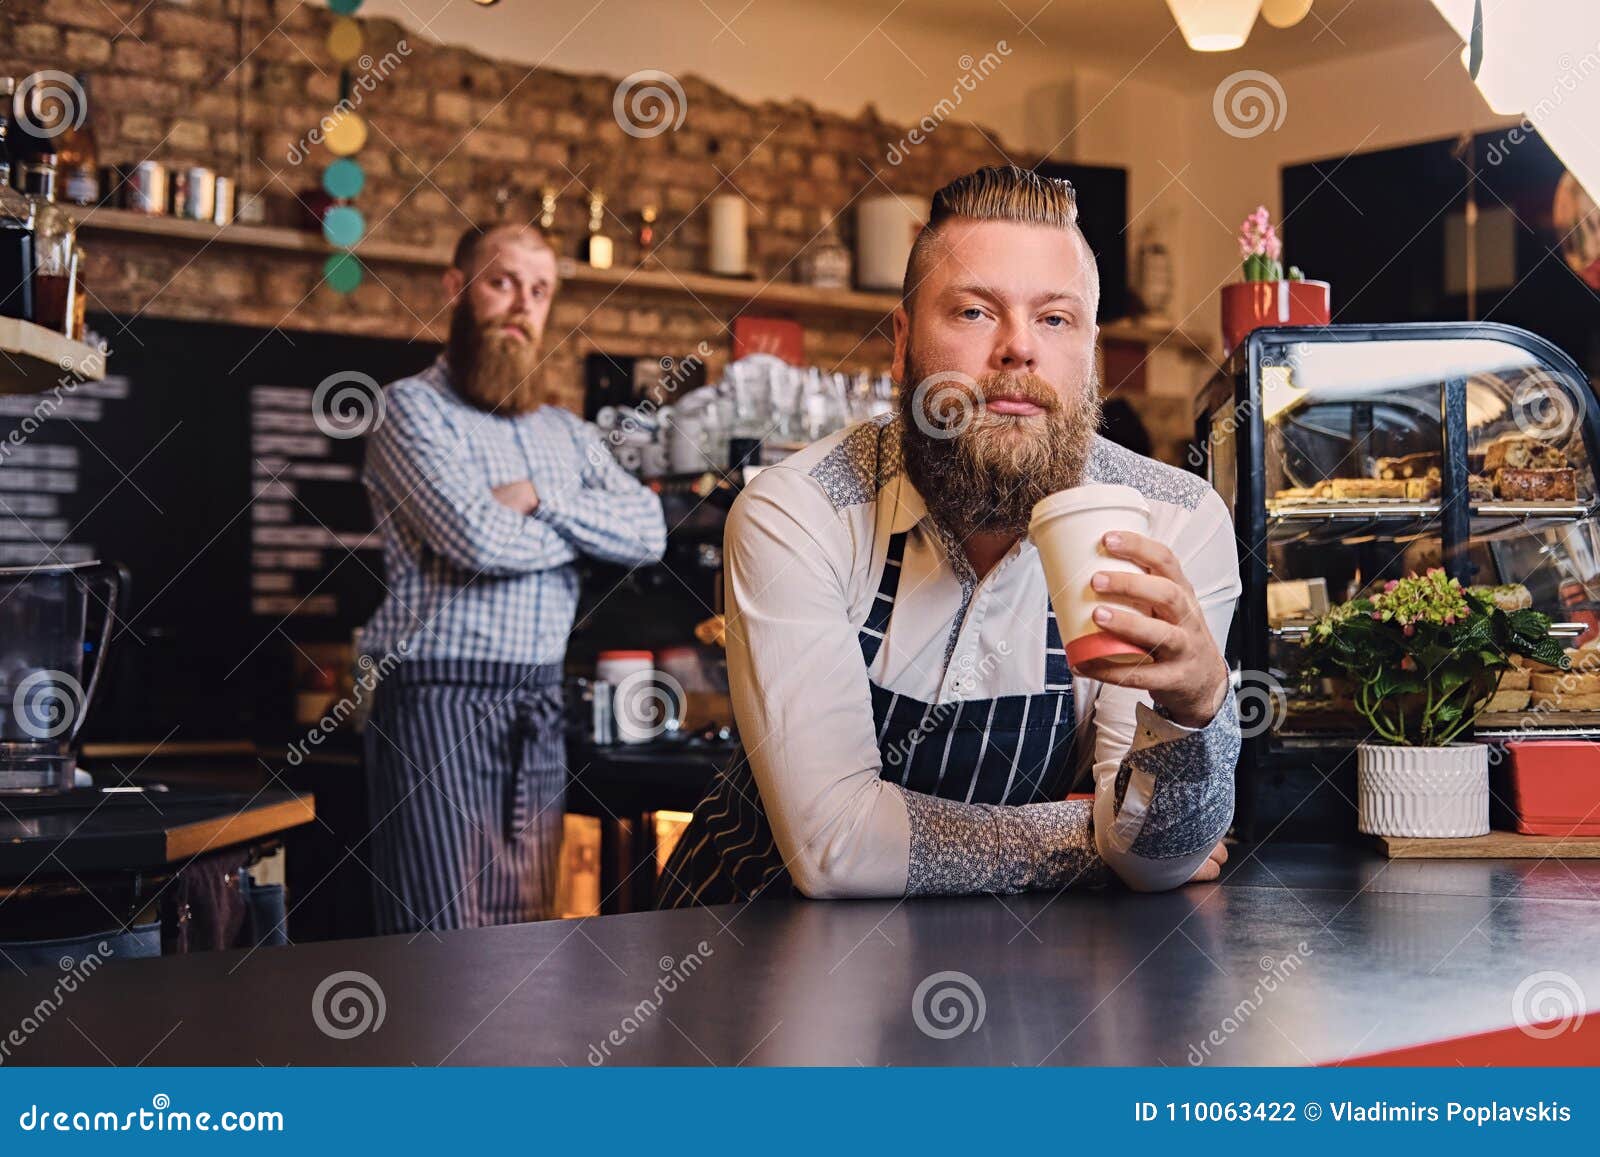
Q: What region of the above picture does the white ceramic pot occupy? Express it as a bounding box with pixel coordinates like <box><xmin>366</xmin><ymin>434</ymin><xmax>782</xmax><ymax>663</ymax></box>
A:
<box><xmin>1356</xmin><ymin>742</ymin><xmax>1489</xmax><ymax>838</ymax></box>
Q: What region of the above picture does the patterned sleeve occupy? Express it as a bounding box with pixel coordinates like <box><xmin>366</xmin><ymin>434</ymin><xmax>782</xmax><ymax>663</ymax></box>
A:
<box><xmin>902</xmin><ymin>793</ymin><xmax>1111</xmax><ymax>895</ymax></box>
<box><xmin>530</xmin><ymin>419</ymin><xmax>668</xmax><ymax>567</ymax></box>
<box><xmin>366</xmin><ymin>382</ymin><xmax>577</xmax><ymax>576</ymax></box>
<box><xmin>1090</xmin><ymin>488</ymin><xmax>1242</xmax><ymax>891</ymax></box>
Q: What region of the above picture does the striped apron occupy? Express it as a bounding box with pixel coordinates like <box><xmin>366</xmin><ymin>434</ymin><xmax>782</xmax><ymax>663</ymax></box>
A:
<box><xmin>364</xmin><ymin>658</ymin><xmax>566</xmax><ymax>933</ymax></box>
<box><xmin>657</xmin><ymin>529</ymin><xmax>1078</xmax><ymax>908</ymax></box>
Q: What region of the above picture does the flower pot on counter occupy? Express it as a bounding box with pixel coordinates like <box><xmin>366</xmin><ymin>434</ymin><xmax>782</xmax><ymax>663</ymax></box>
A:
<box><xmin>1220</xmin><ymin>278</ymin><xmax>1331</xmax><ymax>355</ymax></box>
<box><xmin>1503</xmin><ymin>740</ymin><xmax>1600</xmax><ymax>836</ymax></box>
<box><xmin>1356</xmin><ymin>742</ymin><xmax>1489</xmax><ymax>838</ymax></box>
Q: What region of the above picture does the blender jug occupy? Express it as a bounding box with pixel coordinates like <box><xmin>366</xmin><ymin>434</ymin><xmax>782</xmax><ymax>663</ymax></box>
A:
<box><xmin>0</xmin><ymin>561</ymin><xmax>119</xmax><ymax>793</ymax></box>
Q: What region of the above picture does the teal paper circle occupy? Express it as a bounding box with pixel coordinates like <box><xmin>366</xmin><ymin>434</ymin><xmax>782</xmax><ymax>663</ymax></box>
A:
<box><xmin>324</xmin><ymin>252</ymin><xmax>363</xmax><ymax>294</ymax></box>
<box><xmin>327</xmin><ymin>0</ymin><xmax>364</xmax><ymax>14</ymax></box>
<box><xmin>322</xmin><ymin>205</ymin><xmax>366</xmax><ymax>248</ymax></box>
<box><xmin>322</xmin><ymin>158</ymin><xmax>365</xmax><ymax>200</ymax></box>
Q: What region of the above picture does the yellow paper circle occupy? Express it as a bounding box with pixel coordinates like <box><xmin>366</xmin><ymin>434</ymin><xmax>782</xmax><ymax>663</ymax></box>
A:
<box><xmin>323</xmin><ymin>109</ymin><xmax>368</xmax><ymax>156</ymax></box>
<box><xmin>327</xmin><ymin>17</ymin><xmax>364</xmax><ymax>63</ymax></box>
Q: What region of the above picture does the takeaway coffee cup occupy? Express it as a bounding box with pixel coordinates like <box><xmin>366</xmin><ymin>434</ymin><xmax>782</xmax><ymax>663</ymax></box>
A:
<box><xmin>1030</xmin><ymin>484</ymin><xmax>1152</xmax><ymax>668</ymax></box>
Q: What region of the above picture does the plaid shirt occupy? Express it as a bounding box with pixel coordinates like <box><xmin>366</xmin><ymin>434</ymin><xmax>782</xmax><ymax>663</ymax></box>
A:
<box><xmin>360</xmin><ymin>356</ymin><xmax>666</xmax><ymax>664</ymax></box>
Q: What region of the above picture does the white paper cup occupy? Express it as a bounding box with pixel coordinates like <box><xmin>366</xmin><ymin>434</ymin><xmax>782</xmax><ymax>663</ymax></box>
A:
<box><xmin>1029</xmin><ymin>484</ymin><xmax>1152</xmax><ymax>668</ymax></box>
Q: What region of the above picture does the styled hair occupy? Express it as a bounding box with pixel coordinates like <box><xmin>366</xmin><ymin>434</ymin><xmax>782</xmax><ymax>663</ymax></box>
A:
<box><xmin>901</xmin><ymin>164</ymin><xmax>1099</xmax><ymax>310</ymax></box>
<box><xmin>451</xmin><ymin>222</ymin><xmax>554</xmax><ymax>274</ymax></box>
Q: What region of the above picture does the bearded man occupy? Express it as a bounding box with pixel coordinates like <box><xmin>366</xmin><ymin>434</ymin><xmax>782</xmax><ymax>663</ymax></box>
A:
<box><xmin>360</xmin><ymin>222</ymin><xmax>666</xmax><ymax>933</ymax></box>
<box><xmin>660</xmin><ymin>165</ymin><xmax>1239</xmax><ymax>906</ymax></box>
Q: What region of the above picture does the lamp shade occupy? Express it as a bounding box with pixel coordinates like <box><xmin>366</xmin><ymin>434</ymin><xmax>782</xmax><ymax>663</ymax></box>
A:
<box><xmin>1165</xmin><ymin>0</ymin><xmax>1263</xmax><ymax>51</ymax></box>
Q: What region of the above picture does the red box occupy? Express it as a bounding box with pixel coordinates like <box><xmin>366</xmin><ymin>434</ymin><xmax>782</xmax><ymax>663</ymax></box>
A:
<box><xmin>1504</xmin><ymin>740</ymin><xmax>1600</xmax><ymax>836</ymax></box>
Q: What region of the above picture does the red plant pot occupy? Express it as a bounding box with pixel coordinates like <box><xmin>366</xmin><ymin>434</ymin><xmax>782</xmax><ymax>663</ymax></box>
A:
<box><xmin>1503</xmin><ymin>741</ymin><xmax>1600</xmax><ymax>836</ymax></box>
<box><xmin>1220</xmin><ymin>279</ymin><xmax>1332</xmax><ymax>355</ymax></box>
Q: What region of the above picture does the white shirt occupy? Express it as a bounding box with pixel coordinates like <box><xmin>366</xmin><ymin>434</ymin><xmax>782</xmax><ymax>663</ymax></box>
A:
<box><xmin>723</xmin><ymin>415</ymin><xmax>1242</xmax><ymax>897</ymax></box>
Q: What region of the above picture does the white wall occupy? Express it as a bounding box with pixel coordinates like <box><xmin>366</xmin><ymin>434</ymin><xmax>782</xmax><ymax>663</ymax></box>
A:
<box><xmin>1170</xmin><ymin>32</ymin><xmax>1516</xmax><ymax>337</ymax></box>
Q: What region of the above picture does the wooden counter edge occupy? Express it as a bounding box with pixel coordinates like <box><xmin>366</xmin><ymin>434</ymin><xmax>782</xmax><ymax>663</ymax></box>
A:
<box><xmin>163</xmin><ymin>794</ymin><xmax>317</xmax><ymax>862</ymax></box>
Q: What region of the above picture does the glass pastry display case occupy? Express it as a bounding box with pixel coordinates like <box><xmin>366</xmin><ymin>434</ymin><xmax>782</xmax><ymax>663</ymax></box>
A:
<box><xmin>1193</xmin><ymin>322</ymin><xmax>1600</xmax><ymax>837</ymax></box>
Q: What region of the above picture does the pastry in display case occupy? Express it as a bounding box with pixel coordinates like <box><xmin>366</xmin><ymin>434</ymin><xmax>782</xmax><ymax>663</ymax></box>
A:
<box><xmin>1192</xmin><ymin>322</ymin><xmax>1600</xmax><ymax>835</ymax></box>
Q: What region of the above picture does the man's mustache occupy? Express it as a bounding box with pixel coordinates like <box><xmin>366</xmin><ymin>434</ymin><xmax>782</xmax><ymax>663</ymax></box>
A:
<box><xmin>974</xmin><ymin>372</ymin><xmax>1058</xmax><ymax>411</ymax></box>
<box><xmin>480</xmin><ymin>315</ymin><xmax>537</xmax><ymax>342</ymax></box>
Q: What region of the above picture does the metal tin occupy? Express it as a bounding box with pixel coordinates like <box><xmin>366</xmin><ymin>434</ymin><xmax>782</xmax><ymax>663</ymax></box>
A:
<box><xmin>123</xmin><ymin>161</ymin><xmax>168</xmax><ymax>215</ymax></box>
<box><xmin>212</xmin><ymin>176</ymin><xmax>235</xmax><ymax>226</ymax></box>
<box><xmin>172</xmin><ymin>166</ymin><xmax>215</xmax><ymax>220</ymax></box>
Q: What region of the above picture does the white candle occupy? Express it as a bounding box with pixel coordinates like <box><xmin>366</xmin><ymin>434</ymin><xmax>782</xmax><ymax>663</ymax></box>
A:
<box><xmin>708</xmin><ymin>194</ymin><xmax>748</xmax><ymax>276</ymax></box>
<box><xmin>856</xmin><ymin>194</ymin><xmax>929</xmax><ymax>290</ymax></box>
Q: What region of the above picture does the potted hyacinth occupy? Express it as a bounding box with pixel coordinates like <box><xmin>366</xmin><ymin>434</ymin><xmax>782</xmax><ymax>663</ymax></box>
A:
<box><xmin>1220</xmin><ymin>205</ymin><xmax>1331</xmax><ymax>355</ymax></box>
<box><xmin>1301</xmin><ymin>569</ymin><xmax>1568</xmax><ymax>838</ymax></box>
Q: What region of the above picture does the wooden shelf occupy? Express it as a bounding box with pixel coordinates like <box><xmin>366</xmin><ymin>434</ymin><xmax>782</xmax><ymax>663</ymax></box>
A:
<box><xmin>0</xmin><ymin>316</ymin><xmax>108</xmax><ymax>394</ymax></box>
<box><xmin>1375</xmin><ymin>829</ymin><xmax>1600</xmax><ymax>858</ymax></box>
<box><xmin>68</xmin><ymin>205</ymin><xmax>1216</xmax><ymax>349</ymax></box>
<box><xmin>1100</xmin><ymin>317</ymin><xmax>1217</xmax><ymax>360</ymax></box>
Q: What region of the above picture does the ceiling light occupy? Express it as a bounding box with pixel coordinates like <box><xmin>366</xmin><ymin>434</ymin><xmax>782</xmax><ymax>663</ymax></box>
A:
<box><xmin>1261</xmin><ymin>0</ymin><xmax>1314</xmax><ymax>29</ymax></box>
<box><xmin>1165</xmin><ymin>0</ymin><xmax>1264</xmax><ymax>51</ymax></box>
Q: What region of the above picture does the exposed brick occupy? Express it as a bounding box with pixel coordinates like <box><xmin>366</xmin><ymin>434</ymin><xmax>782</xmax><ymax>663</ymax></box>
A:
<box><xmin>168</xmin><ymin>119</ymin><xmax>210</xmax><ymax>151</ymax></box>
<box><xmin>149</xmin><ymin>8</ymin><xmax>237</xmax><ymax>50</ymax></box>
<box><xmin>62</xmin><ymin>30</ymin><xmax>113</xmax><ymax>66</ymax></box>
<box><xmin>96</xmin><ymin>74</ymin><xmax>182</xmax><ymax>111</ymax></box>
<box><xmin>15</xmin><ymin>23</ymin><xmax>61</xmax><ymax>55</ymax></box>
<box><xmin>168</xmin><ymin>47</ymin><xmax>210</xmax><ymax>82</ymax></box>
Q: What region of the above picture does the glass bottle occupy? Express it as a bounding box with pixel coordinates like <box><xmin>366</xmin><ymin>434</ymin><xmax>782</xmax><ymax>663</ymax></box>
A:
<box><xmin>27</xmin><ymin>155</ymin><xmax>75</xmax><ymax>334</ymax></box>
<box><xmin>56</xmin><ymin>74</ymin><xmax>99</xmax><ymax>207</ymax></box>
<box><xmin>803</xmin><ymin>210</ymin><xmax>852</xmax><ymax>290</ymax></box>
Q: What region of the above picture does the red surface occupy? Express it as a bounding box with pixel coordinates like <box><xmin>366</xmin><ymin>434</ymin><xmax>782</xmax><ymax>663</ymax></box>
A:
<box><xmin>1065</xmin><ymin>631</ymin><xmax>1147</xmax><ymax>666</ymax></box>
<box><xmin>1220</xmin><ymin>279</ymin><xmax>1332</xmax><ymax>355</ymax></box>
<box><xmin>1505</xmin><ymin>740</ymin><xmax>1600</xmax><ymax>835</ymax></box>
<box><xmin>732</xmin><ymin>317</ymin><xmax>804</xmax><ymax>364</ymax></box>
<box><xmin>1329</xmin><ymin>1016</ymin><xmax>1596</xmax><ymax>1066</ymax></box>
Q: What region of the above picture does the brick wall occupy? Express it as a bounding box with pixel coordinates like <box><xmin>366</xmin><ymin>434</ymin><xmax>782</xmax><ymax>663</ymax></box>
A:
<box><xmin>1</xmin><ymin>0</ymin><xmax>1036</xmax><ymax>409</ymax></box>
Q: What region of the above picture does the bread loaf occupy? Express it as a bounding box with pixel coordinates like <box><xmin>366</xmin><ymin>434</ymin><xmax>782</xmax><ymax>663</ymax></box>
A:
<box><xmin>1483</xmin><ymin>434</ymin><xmax>1567</xmax><ymax>472</ymax></box>
<box><xmin>1493</xmin><ymin>467</ymin><xmax>1577</xmax><ymax>501</ymax></box>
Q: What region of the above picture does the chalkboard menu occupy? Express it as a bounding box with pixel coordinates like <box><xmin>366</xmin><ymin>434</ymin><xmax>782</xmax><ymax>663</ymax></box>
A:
<box><xmin>0</xmin><ymin>315</ymin><xmax>435</xmax><ymax>742</ymax></box>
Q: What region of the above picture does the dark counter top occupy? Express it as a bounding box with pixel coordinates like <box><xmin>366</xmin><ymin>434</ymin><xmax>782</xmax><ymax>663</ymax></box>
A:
<box><xmin>0</xmin><ymin>787</ymin><xmax>315</xmax><ymax>880</ymax></box>
<box><xmin>5</xmin><ymin>840</ymin><xmax>1600</xmax><ymax>1066</ymax></box>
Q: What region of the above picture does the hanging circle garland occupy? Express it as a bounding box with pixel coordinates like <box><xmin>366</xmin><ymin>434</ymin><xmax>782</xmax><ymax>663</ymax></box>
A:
<box><xmin>319</xmin><ymin>1</ymin><xmax>367</xmax><ymax>295</ymax></box>
<box><xmin>322</xmin><ymin>157</ymin><xmax>366</xmax><ymax>199</ymax></box>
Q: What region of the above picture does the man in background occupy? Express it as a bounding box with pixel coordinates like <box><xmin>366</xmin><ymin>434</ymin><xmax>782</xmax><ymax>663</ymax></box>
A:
<box><xmin>360</xmin><ymin>223</ymin><xmax>666</xmax><ymax>933</ymax></box>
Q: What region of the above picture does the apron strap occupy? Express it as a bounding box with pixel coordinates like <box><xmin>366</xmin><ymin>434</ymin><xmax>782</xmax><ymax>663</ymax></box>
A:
<box><xmin>857</xmin><ymin>530</ymin><xmax>908</xmax><ymax>667</ymax></box>
<box><xmin>1044</xmin><ymin>608</ymin><xmax>1072</xmax><ymax>691</ymax></box>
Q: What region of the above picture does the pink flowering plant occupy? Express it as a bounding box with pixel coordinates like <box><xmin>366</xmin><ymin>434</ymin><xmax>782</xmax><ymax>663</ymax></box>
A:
<box><xmin>1302</xmin><ymin>569</ymin><xmax>1567</xmax><ymax>745</ymax></box>
<box><xmin>1238</xmin><ymin>205</ymin><xmax>1305</xmax><ymax>283</ymax></box>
